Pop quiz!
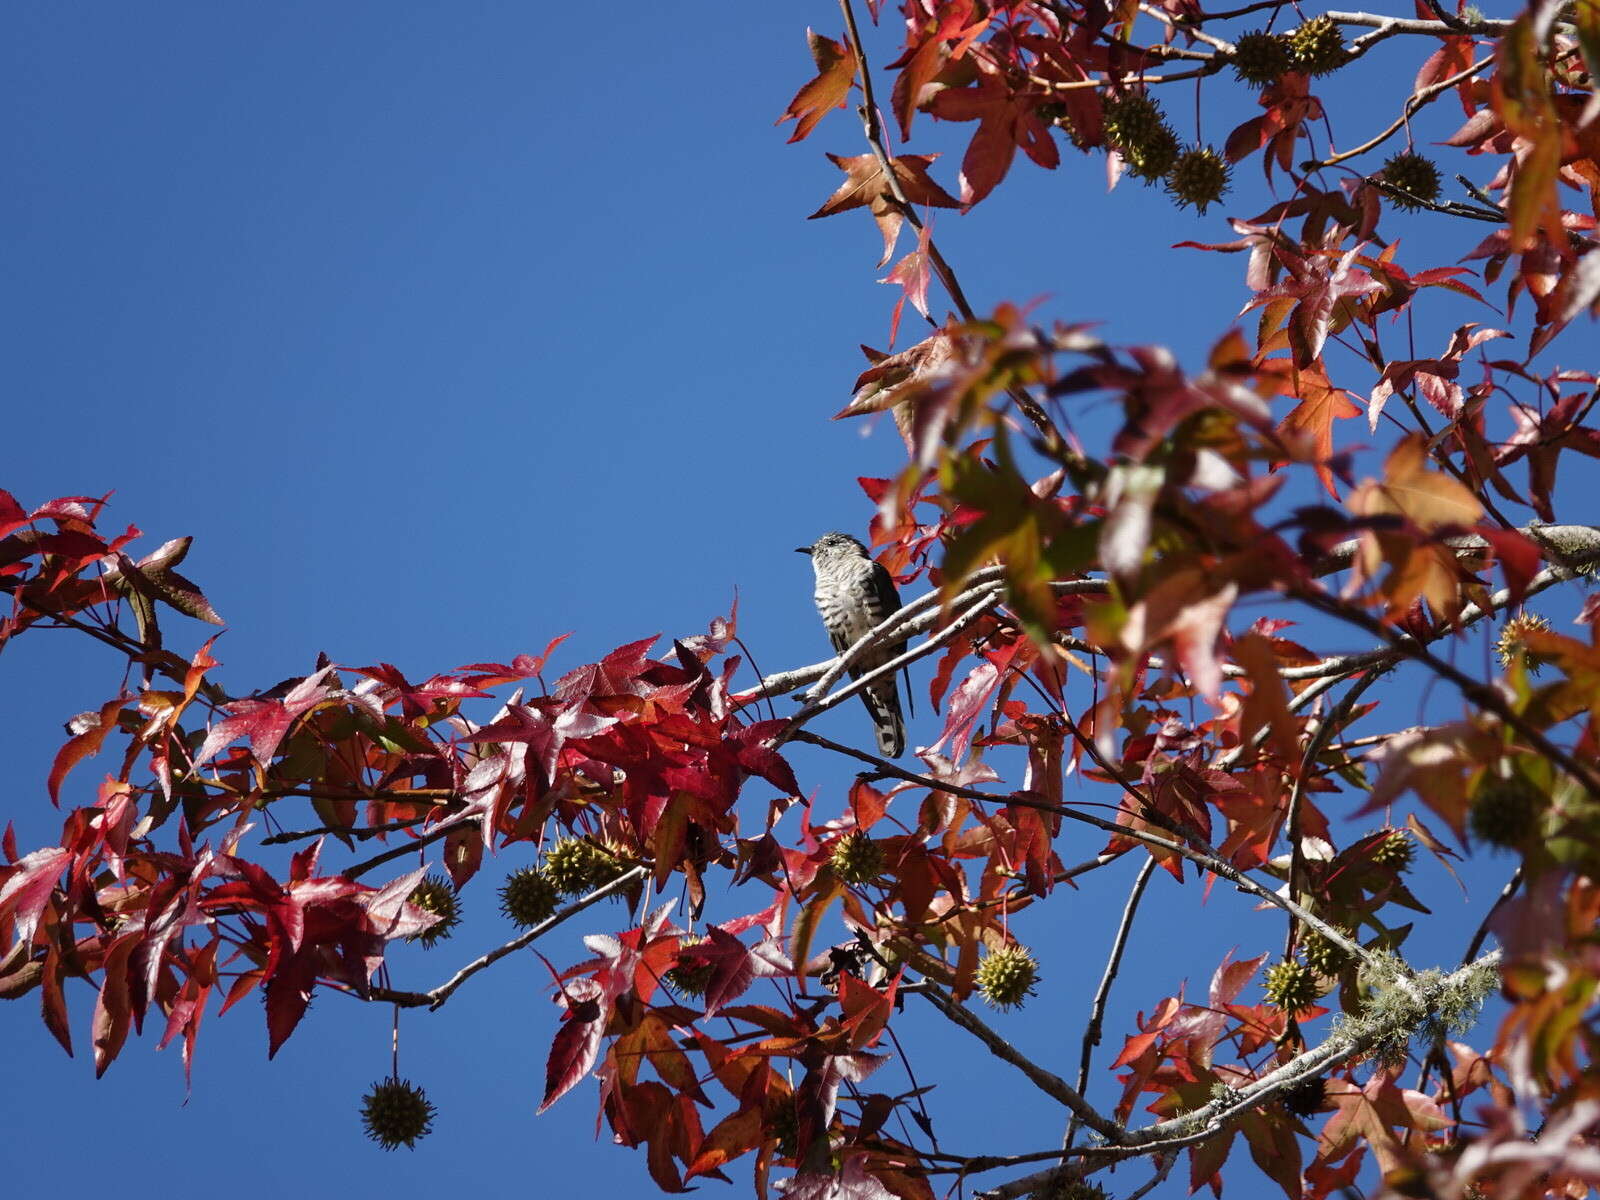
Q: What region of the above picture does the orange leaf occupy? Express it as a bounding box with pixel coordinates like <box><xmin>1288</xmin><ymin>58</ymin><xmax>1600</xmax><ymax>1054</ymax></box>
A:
<box><xmin>1265</xmin><ymin>360</ymin><xmax>1360</xmax><ymax>499</ymax></box>
<box><xmin>776</xmin><ymin>30</ymin><xmax>855</xmax><ymax>144</ymax></box>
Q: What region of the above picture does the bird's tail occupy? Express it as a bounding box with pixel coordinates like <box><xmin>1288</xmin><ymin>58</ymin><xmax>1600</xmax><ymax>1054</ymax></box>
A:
<box><xmin>861</xmin><ymin>682</ymin><xmax>905</xmax><ymax>758</ymax></box>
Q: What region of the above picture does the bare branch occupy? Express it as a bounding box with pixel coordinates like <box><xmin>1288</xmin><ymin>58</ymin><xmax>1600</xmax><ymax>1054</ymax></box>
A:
<box><xmin>1064</xmin><ymin>856</ymin><xmax>1158</xmax><ymax>1150</ymax></box>
<box><xmin>1304</xmin><ymin>56</ymin><xmax>1491</xmax><ymax>169</ymax></box>
<box><xmin>917</xmin><ymin>979</ymin><xmax>1127</xmax><ymax>1144</ymax></box>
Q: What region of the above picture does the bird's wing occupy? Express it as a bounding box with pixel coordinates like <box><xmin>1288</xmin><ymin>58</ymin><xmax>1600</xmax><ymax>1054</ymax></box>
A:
<box><xmin>869</xmin><ymin>561</ymin><xmax>905</xmax><ymax>649</ymax></box>
<box><xmin>870</xmin><ymin>559</ymin><xmax>913</xmax><ymax>717</ymax></box>
<box><xmin>829</xmin><ymin>626</ymin><xmax>853</xmax><ymax>658</ymax></box>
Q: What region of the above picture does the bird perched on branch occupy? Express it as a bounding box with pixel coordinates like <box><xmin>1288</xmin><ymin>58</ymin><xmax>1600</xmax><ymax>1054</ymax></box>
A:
<box><xmin>796</xmin><ymin>532</ymin><xmax>906</xmax><ymax>757</ymax></box>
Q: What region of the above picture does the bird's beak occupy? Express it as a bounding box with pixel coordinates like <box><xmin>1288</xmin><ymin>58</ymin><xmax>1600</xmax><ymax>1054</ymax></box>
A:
<box><xmin>794</xmin><ymin>546</ymin><xmax>811</xmax><ymax>555</ymax></box>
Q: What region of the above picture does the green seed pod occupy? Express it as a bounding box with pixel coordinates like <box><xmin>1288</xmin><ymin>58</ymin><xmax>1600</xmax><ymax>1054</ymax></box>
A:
<box><xmin>1470</xmin><ymin>775</ymin><xmax>1542</xmax><ymax>849</ymax></box>
<box><xmin>1288</xmin><ymin>15</ymin><xmax>1350</xmax><ymax>75</ymax></box>
<box><xmin>544</xmin><ymin>837</ymin><xmax>626</xmax><ymax>896</ymax></box>
<box><xmin>976</xmin><ymin>945</ymin><xmax>1040</xmax><ymax>1011</ymax></box>
<box><xmin>1232</xmin><ymin>31</ymin><xmax>1292</xmax><ymax>85</ymax></box>
<box><xmin>1299</xmin><ymin>926</ymin><xmax>1352</xmax><ymax>977</ymax></box>
<box><xmin>1369</xmin><ymin>828</ymin><xmax>1416</xmax><ymax>872</ymax></box>
<box><xmin>360</xmin><ymin>1077</ymin><xmax>436</xmax><ymax>1150</ymax></box>
<box><xmin>1102</xmin><ymin>93</ymin><xmax>1179</xmax><ymax>182</ymax></box>
<box><xmin>769</xmin><ymin>1103</ymin><xmax>800</xmax><ymax>1159</ymax></box>
<box><xmin>1166</xmin><ymin>146</ymin><xmax>1231</xmax><ymax>213</ymax></box>
<box><xmin>1102</xmin><ymin>93</ymin><xmax>1165</xmax><ymax>147</ymax></box>
<box><xmin>499</xmin><ymin>865</ymin><xmax>560</xmax><ymax>929</ymax></box>
<box><xmin>405</xmin><ymin>874</ymin><xmax>460</xmax><ymax>948</ymax></box>
<box><xmin>1495</xmin><ymin>612</ymin><xmax>1555</xmax><ymax>674</ymax></box>
<box><xmin>830</xmin><ymin>832</ymin><xmax>885</xmax><ymax>884</ymax></box>
<box><xmin>1263</xmin><ymin>958</ymin><xmax>1321</xmax><ymax>1013</ymax></box>
<box><xmin>1121</xmin><ymin>123</ymin><xmax>1180</xmax><ymax>183</ymax></box>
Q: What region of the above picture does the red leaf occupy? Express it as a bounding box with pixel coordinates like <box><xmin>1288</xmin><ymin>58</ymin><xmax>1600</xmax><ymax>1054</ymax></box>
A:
<box><xmin>936</xmin><ymin>640</ymin><xmax>1021</xmax><ymax>762</ymax></box>
<box><xmin>880</xmin><ymin>220</ymin><xmax>934</xmax><ymax>346</ymax></box>
<box><xmin>540</xmin><ymin>979</ymin><xmax>606</xmax><ymax>1113</ymax></box>
<box><xmin>0</xmin><ymin>489</ymin><xmax>28</xmax><ymax>540</ymax></box>
<box><xmin>1475</xmin><ymin>525</ymin><xmax>1542</xmax><ymax>605</ymax></box>
<box><xmin>195</xmin><ymin>665</ymin><xmax>337</xmax><ymax>768</ymax></box>
<box><xmin>1264</xmin><ymin>360</ymin><xmax>1361</xmax><ymax>498</ymax></box>
<box><xmin>925</xmin><ymin>58</ymin><xmax>1058</xmax><ymax>207</ymax></box>
<box><xmin>0</xmin><ymin>846</ymin><xmax>71</xmax><ymax>948</ymax></box>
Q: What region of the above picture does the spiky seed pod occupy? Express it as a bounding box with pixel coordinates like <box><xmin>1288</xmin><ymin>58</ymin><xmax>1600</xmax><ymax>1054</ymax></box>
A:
<box><xmin>1280</xmin><ymin>1074</ymin><xmax>1328</xmax><ymax>1118</ymax></box>
<box><xmin>1470</xmin><ymin>775</ymin><xmax>1542</xmax><ymax>848</ymax></box>
<box><xmin>664</xmin><ymin>935</ymin><xmax>716</xmax><ymax>997</ymax></box>
<box><xmin>830</xmin><ymin>832</ymin><xmax>885</xmax><ymax>884</ymax></box>
<box><xmin>1166</xmin><ymin>146</ymin><xmax>1231</xmax><ymax>213</ymax></box>
<box><xmin>543</xmin><ymin>837</ymin><xmax>625</xmax><ymax>897</ymax></box>
<box><xmin>405</xmin><ymin>874</ymin><xmax>460</xmax><ymax>948</ymax></box>
<box><xmin>770</xmin><ymin>1103</ymin><xmax>800</xmax><ymax>1159</ymax></box>
<box><xmin>1232</xmin><ymin>30</ymin><xmax>1292</xmax><ymax>85</ymax></box>
<box><xmin>1299</xmin><ymin>926</ymin><xmax>1352</xmax><ymax>977</ymax></box>
<box><xmin>1263</xmin><ymin>958</ymin><xmax>1321</xmax><ymax>1013</ymax></box>
<box><xmin>1496</xmin><ymin>612</ymin><xmax>1555</xmax><ymax>674</ymax></box>
<box><xmin>1101</xmin><ymin>93</ymin><xmax>1165</xmax><ymax>147</ymax></box>
<box><xmin>1102</xmin><ymin>94</ymin><xmax>1179</xmax><ymax>181</ymax></box>
<box><xmin>499</xmin><ymin>865</ymin><xmax>559</xmax><ymax>929</ymax></box>
<box><xmin>1370</xmin><ymin>828</ymin><xmax>1416</xmax><ymax>872</ymax></box>
<box><xmin>1121</xmin><ymin>123</ymin><xmax>1181</xmax><ymax>183</ymax></box>
<box><xmin>1379</xmin><ymin>150</ymin><xmax>1442</xmax><ymax>209</ymax></box>
<box><xmin>976</xmin><ymin>945</ymin><xmax>1039</xmax><ymax>1011</ymax></box>
<box><xmin>360</xmin><ymin>1077</ymin><xmax>436</xmax><ymax>1150</ymax></box>
<box><xmin>1288</xmin><ymin>15</ymin><xmax>1350</xmax><ymax>75</ymax></box>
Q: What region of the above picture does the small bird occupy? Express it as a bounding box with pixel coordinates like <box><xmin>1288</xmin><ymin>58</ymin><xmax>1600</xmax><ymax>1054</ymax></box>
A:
<box><xmin>797</xmin><ymin>532</ymin><xmax>906</xmax><ymax>757</ymax></box>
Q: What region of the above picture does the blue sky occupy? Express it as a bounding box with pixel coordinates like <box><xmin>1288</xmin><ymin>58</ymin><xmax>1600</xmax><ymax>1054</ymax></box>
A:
<box><xmin>0</xmin><ymin>3</ymin><xmax>1565</xmax><ymax>1198</ymax></box>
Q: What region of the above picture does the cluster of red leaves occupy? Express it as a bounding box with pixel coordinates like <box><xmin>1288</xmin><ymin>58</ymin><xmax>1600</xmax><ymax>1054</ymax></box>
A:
<box><xmin>1</xmin><ymin>486</ymin><xmax>1077</xmax><ymax>1198</ymax></box>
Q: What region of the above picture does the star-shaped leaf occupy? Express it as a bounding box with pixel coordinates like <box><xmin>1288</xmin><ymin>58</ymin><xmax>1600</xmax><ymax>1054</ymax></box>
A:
<box><xmin>809</xmin><ymin>153</ymin><xmax>959</xmax><ymax>265</ymax></box>
<box><xmin>776</xmin><ymin>30</ymin><xmax>855</xmax><ymax>144</ymax></box>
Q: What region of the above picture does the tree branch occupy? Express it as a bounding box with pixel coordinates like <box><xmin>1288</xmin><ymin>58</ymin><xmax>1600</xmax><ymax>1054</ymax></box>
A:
<box><xmin>916</xmin><ymin>979</ymin><xmax>1127</xmax><ymax>1143</ymax></box>
<box><xmin>978</xmin><ymin>953</ymin><xmax>1500</xmax><ymax>1197</ymax></box>
<box><xmin>369</xmin><ymin>865</ymin><xmax>650</xmax><ymax>1009</ymax></box>
<box><xmin>1064</xmin><ymin>855</ymin><xmax>1157</xmax><ymax>1150</ymax></box>
<box><xmin>1303</xmin><ymin>56</ymin><xmax>1491</xmax><ymax>169</ymax></box>
<box><xmin>1291</xmin><ymin>584</ymin><xmax>1600</xmax><ymax>800</ymax></box>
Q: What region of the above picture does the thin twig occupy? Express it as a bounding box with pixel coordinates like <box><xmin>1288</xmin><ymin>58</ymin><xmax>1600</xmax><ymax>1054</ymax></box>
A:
<box><xmin>1291</xmin><ymin>585</ymin><xmax>1600</xmax><ymax>800</ymax></box>
<box><xmin>1282</xmin><ymin>670</ymin><xmax>1384</xmax><ymax>958</ymax></box>
<box><xmin>261</xmin><ymin>810</ymin><xmax>454</xmax><ymax>846</ymax></box>
<box><xmin>344</xmin><ymin>816</ymin><xmax>475</xmax><ymax>881</ymax></box>
<box><xmin>836</xmin><ymin>0</ymin><xmax>1062</xmax><ymax>445</ymax></box>
<box><xmin>1064</xmin><ymin>856</ymin><xmax>1157</xmax><ymax>1149</ymax></box>
<box><xmin>1304</xmin><ymin>57</ymin><xmax>1491</xmax><ymax>169</ymax></box>
<box><xmin>917</xmin><ymin>979</ymin><xmax>1127</xmax><ymax>1143</ymax></box>
<box><xmin>369</xmin><ymin>866</ymin><xmax>650</xmax><ymax>1009</ymax></box>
